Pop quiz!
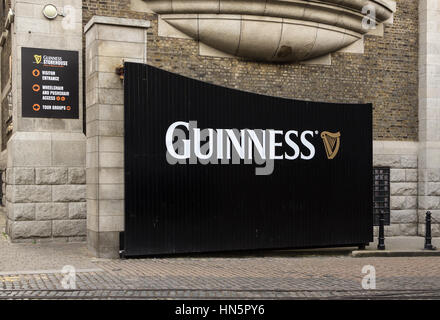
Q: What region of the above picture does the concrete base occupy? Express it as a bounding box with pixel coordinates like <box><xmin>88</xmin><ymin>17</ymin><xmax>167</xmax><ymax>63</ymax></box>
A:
<box><xmin>352</xmin><ymin>249</ymin><xmax>440</xmax><ymax>257</ymax></box>
<box><xmin>352</xmin><ymin>236</ymin><xmax>440</xmax><ymax>257</ymax></box>
<box><xmin>87</xmin><ymin>230</ymin><xmax>120</xmax><ymax>259</ymax></box>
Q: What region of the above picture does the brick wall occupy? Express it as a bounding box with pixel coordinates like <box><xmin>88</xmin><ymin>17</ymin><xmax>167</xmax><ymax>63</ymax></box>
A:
<box><xmin>83</xmin><ymin>0</ymin><xmax>419</xmax><ymax>142</ymax></box>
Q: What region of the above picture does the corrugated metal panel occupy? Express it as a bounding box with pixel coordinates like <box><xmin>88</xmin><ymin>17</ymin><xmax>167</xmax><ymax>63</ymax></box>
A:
<box><xmin>123</xmin><ymin>62</ymin><xmax>373</xmax><ymax>257</ymax></box>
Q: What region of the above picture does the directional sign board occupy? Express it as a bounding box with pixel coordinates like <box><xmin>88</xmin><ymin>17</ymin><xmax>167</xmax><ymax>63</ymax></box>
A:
<box><xmin>22</xmin><ymin>47</ymin><xmax>79</xmax><ymax>119</ymax></box>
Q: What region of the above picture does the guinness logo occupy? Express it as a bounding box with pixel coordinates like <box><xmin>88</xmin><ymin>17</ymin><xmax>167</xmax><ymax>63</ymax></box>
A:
<box><xmin>34</xmin><ymin>55</ymin><xmax>42</xmax><ymax>64</ymax></box>
<box><xmin>321</xmin><ymin>131</ymin><xmax>341</xmax><ymax>160</ymax></box>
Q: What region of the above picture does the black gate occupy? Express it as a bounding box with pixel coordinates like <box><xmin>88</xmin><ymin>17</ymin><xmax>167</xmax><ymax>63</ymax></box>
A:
<box><xmin>123</xmin><ymin>63</ymin><xmax>373</xmax><ymax>257</ymax></box>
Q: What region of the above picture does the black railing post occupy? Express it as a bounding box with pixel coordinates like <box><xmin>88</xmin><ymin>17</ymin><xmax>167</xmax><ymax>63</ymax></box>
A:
<box><xmin>424</xmin><ymin>211</ymin><xmax>436</xmax><ymax>250</ymax></box>
<box><xmin>377</xmin><ymin>210</ymin><xmax>386</xmax><ymax>250</ymax></box>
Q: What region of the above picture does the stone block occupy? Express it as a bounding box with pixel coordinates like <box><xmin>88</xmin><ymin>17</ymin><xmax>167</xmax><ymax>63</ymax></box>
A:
<box><xmin>99</xmin><ymin>168</ymin><xmax>124</xmax><ymax>184</ymax></box>
<box><xmin>98</xmin><ymin>184</ymin><xmax>124</xmax><ymax>200</ymax></box>
<box><xmin>97</xmin><ymin>24</ymin><xmax>146</xmax><ymax>43</ymax></box>
<box><xmin>99</xmin><ymin>199</ymin><xmax>124</xmax><ymax>216</ymax></box>
<box><xmin>390</xmin><ymin>169</ymin><xmax>405</xmax><ymax>182</ymax></box>
<box><xmin>99</xmin><ymin>137</ymin><xmax>123</xmax><ymax>153</ymax></box>
<box><xmin>87</xmin><ymin>152</ymin><xmax>99</xmax><ymax>169</ymax></box>
<box><xmin>98</xmin><ymin>89</ymin><xmax>124</xmax><ymax>105</ymax></box>
<box><xmin>53</xmin><ymin>220</ymin><xmax>87</xmax><ymax>237</ymax></box>
<box><xmin>15</xmin><ymin>16</ymin><xmax>50</xmax><ymax>34</ymax></box>
<box><xmin>398</xmin><ymin>223</ymin><xmax>418</xmax><ymax>236</ymax></box>
<box><xmin>418</xmin><ymin>223</ymin><xmax>440</xmax><ymax>237</ymax></box>
<box><xmin>390</xmin><ymin>196</ymin><xmax>417</xmax><ymax>210</ymax></box>
<box><xmin>417</xmin><ymin>210</ymin><xmax>440</xmax><ymax>224</ymax></box>
<box><xmin>87</xmin><ymin>136</ymin><xmax>99</xmax><ymax>153</ymax></box>
<box><xmin>97</xmin><ymin>40</ymin><xmax>146</xmax><ymax>59</ymax></box>
<box><xmin>87</xmin><ymin>212</ymin><xmax>99</xmax><ymax>231</ymax></box>
<box><xmin>99</xmin><ymin>104</ymin><xmax>124</xmax><ymax>121</ymax></box>
<box><xmin>87</xmin><ymin>184</ymin><xmax>99</xmax><ymax>200</ymax></box>
<box><xmin>95</xmin><ymin>56</ymin><xmax>133</xmax><ymax>73</ymax></box>
<box><xmin>51</xmin><ymin>133</ymin><xmax>86</xmax><ymax>167</ymax></box>
<box><xmin>87</xmin><ymin>168</ymin><xmax>98</xmax><ymax>184</ymax></box>
<box><xmin>15</xmin><ymin>2</ymin><xmax>36</xmax><ymax>19</ymax></box>
<box><xmin>391</xmin><ymin>182</ymin><xmax>417</xmax><ymax>196</ymax></box>
<box><xmin>405</xmin><ymin>169</ymin><xmax>418</xmax><ymax>182</ymax></box>
<box><xmin>69</xmin><ymin>202</ymin><xmax>87</xmax><ymax>219</ymax></box>
<box><xmin>35</xmin><ymin>168</ymin><xmax>68</xmax><ymax>185</ymax></box>
<box><xmin>373</xmin><ymin>155</ymin><xmax>401</xmax><ymax>167</ymax></box>
<box><xmin>7</xmin><ymin>168</ymin><xmax>35</xmax><ymax>185</ymax></box>
<box><xmin>68</xmin><ymin>168</ymin><xmax>86</xmax><ymax>184</ymax></box>
<box><xmin>7</xmin><ymin>132</ymin><xmax>52</xmax><ymax>167</ymax></box>
<box><xmin>9</xmin><ymin>221</ymin><xmax>52</xmax><ymax>239</ymax></box>
<box><xmin>390</xmin><ymin>210</ymin><xmax>418</xmax><ymax>224</ymax></box>
<box><xmin>99</xmin><ymin>120</ymin><xmax>124</xmax><ymax>137</ymax></box>
<box><xmin>8</xmin><ymin>185</ymin><xmax>52</xmax><ymax>203</ymax></box>
<box><xmin>97</xmin><ymin>72</ymin><xmax>123</xmax><ymax>90</ymax></box>
<box><xmin>99</xmin><ymin>153</ymin><xmax>124</xmax><ymax>168</ymax></box>
<box><xmin>35</xmin><ymin>203</ymin><xmax>69</xmax><ymax>221</ymax></box>
<box><xmin>401</xmin><ymin>155</ymin><xmax>418</xmax><ymax>168</ymax></box>
<box><xmin>8</xmin><ymin>203</ymin><xmax>36</xmax><ymax>221</ymax></box>
<box><xmin>427</xmin><ymin>182</ymin><xmax>440</xmax><ymax>195</ymax></box>
<box><xmin>419</xmin><ymin>196</ymin><xmax>440</xmax><ymax>210</ymax></box>
<box><xmin>52</xmin><ymin>185</ymin><xmax>87</xmax><ymax>202</ymax></box>
<box><xmin>427</xmin><ymin>169</ymin><xmax>440</xmax><ymax>182</ymax></box>
<box><xmin>385</xmin><ymin>225</ymin><xmax>398</xmax><ymax>237</ymax></box>
<box><xmin>99</xmin><ymin>215</ymin><xmax>124</xmax><ymax>232</ymax></box>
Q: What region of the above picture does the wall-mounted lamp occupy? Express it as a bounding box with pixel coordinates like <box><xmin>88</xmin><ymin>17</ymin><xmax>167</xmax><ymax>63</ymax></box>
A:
<box><xmin>42</xmin><ymin>4</ymin><xmax>58</xmax><ymax>20</ymax></box>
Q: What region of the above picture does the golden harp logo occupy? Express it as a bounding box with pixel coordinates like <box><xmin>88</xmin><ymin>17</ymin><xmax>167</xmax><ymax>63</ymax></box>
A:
<box><xmin>321</xmin><ymin>131</ymin><xmax>341</xmax><ymax>160</ymax></box>
<box><xmin>34</xmin><ymin>55</ymin><xmax>42</xmax><ymax>64</ymax></box>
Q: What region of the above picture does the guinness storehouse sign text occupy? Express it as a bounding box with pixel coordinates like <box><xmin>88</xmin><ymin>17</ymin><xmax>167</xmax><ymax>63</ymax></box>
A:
<box><xmin>123</xmin><ymin>63</ymin><xmax>373</xmax><ymax>256</ymax></box>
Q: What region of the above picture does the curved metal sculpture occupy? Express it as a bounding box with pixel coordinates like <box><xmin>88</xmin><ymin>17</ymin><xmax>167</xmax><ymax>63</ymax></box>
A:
<box><xmin>143</xmin><ymin>0</ymin><xmax>395</xmax><ymax>62</ymax></box>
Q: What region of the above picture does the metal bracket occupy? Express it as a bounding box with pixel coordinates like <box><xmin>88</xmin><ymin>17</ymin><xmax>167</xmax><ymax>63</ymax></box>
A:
<box><xmin>116</xmin><ymin>65</ymin><xmax>124</xmax><ymax>80</ymax></box>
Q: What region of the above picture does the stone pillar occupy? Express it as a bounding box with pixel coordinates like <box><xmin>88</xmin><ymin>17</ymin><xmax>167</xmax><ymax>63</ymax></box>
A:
<box><xmin>418</xmin><ymin>0</ymin><xmax>440</xmax><ymax>236</ymax></box>
<box><xmin>85</xmin><ymin>16</ymin><xmax>150</xmax><ymax>258</ymax></box>
<box><xmin>5</xmin><ymin>0</ymin><xmax>86</xmax><ymax>242</ymax></box>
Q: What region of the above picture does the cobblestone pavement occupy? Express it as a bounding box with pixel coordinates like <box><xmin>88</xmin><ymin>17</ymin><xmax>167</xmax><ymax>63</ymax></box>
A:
<box><xmin>1</xmin><ymin>245</ymin><xmax>440</xmax><ymax>299</ymax></box>
<box><xmin>2</xmin><ymin>209</ymin><xmax>440</xmax><ymax>299</ymax></box>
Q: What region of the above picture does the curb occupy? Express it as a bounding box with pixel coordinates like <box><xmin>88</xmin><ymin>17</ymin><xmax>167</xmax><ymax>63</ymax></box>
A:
<box><xmin>352</xmin><ymin>250</ymin><xmax>440</xmax><ymax>257</ymax></box>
